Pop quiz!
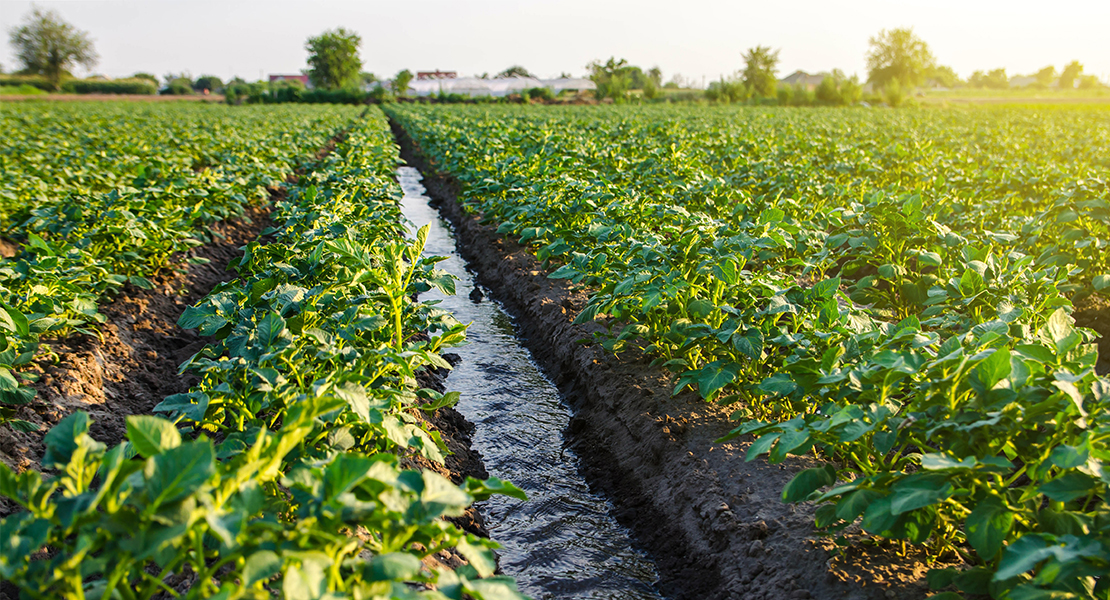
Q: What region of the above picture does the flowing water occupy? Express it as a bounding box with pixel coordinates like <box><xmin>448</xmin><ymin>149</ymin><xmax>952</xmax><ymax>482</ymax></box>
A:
<box><xmin>398</xmin><ymin>167</ymin><xmax>666</xmax><ymax>600</ymax></box>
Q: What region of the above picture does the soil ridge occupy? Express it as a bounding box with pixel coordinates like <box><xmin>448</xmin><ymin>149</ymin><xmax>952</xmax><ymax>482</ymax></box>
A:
<box><xmin>392</xmin><ymin>120</ymin><xmax>940</xmax><ymax>600</ymax></box>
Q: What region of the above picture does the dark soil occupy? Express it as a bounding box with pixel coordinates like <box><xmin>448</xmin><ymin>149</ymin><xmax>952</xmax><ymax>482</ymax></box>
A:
<box><xmin>1075</xmin><ymin>294</ymin><xmax>1110</xmax><ymax>374</ymax></box>
<box><xmin>393</xmin><ymin>121</ymin><xmax>958</xmax><ymax>600</ymax></box>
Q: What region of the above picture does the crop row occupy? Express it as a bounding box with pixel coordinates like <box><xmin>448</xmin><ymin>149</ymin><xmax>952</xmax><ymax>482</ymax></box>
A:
<box><xmin>1</xmin><ymin>107</ymin><xmax>526</xmax><ymax>599</ymax></box>
<box><xmin>0</xmin><ymin>103</ymin><xmax>362</xmax><ymax>431</ymax></box>
<box><xmin>388</xmin><ymin>104</ymin><xmax>1110</xmax><ymax>599</ymax></box>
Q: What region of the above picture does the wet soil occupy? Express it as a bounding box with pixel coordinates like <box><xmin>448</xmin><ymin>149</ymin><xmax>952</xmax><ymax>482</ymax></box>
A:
<box><xmin>394</xmin><ymin>121</ymin><xmax>957</xmax><ymax>600</ymax></box>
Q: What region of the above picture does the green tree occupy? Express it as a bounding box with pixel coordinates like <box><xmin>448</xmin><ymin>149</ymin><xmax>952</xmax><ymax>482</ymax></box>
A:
<box><xmin>1034</xmin><ymin>66</ymin><xmax>1057</xmax><ymax>87</ymax></box>
<box><xmin>983</xmin><ymin>68</ymin><xmax>1008</xmax><ymax>89</ymax></box>
<box><xmin>131</xmin><ymin>72</ymin><xmax>158</xmax><ymax>85</ymax></box>
<box><xmin>193</xmin><ymin>75</ymin><xmax>222</xmax><ymax>92</ymax></box>
<box><xmin>1058</xmin><ymin>60</ymin><xmax>1082</xmax><ymax>89</ymax></box>
<box><xmin>927</xmin><ymin>65</ymin><xmax>960</xmax><ymax>88</ymax></box>
<box><xmin>1078</xmin><ymin>74</ymin><xmax>1101</xmax><ymax>89</ymax></box>
<box><xmin>8</xmin><ymin>7</ymin><xmax>97</xmax><ymax>90</ymax></box>
<box><xmin>865</xmin><ymin>27</ymin><xmax>935</xmax><ymax>89</ymax></box>
<box><xmin>588</xmin><ymin>57</ymin><xmax>630</xmax><ymax>100</ymax></box>
<box><xmin>305</xmin><ymin>27</ymin><xmax>362</xmax><ymax>90</ymax></box>
<box><xmin>393</xmin><ymin>69</ymin><xmax>413</xmax><ymax>96</ymax></box>
<box><xmin>741</xmin><ymin>45</ymin><xmax>780</xmax><ymax>97</ymax></box>
<box><xmin>647</xmin><ymin>66</ymin><xmax>662</xmax><ymax>86</ymax></box>
<box><xmin>496</xmin><ymin>65</ymin><xmax>534</xmax><ymax>78</ymax></box>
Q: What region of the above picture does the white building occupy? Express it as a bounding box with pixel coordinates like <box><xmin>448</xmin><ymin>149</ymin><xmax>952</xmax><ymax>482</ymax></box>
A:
<box><xmin>404</xmin><ymin>76</ymin><xmax>595</xmax><ymax>97</ymax></box>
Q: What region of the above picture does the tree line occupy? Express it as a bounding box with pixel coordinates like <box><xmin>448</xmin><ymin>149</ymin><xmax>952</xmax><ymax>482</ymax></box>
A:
<box><xmin>5</xmin><ymin>8</ymin><xmax>1106</xmax><ymax>104</ymax></box>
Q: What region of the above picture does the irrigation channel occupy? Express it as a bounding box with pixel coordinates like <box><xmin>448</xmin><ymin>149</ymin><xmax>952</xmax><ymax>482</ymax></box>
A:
<box><xmin>398</xmin><ymin>166</ymin><xmax>666</xmax><ymax>600</ymax></box>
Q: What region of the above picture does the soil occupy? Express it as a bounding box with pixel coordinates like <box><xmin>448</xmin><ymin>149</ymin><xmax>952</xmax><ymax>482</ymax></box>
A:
<box><xmin>393</xmin><ymin>121</ymin><xmax>959</xmax><ymax>600</ymax></box>
<box><xmin>1074</xmin><ymin>294</ymin><xmax>1110</xmax><ymax>375</ymax></box>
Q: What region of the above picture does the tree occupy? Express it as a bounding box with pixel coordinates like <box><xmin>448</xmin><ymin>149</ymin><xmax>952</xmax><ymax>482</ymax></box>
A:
<box><xmin>1078</xmin><ymin>75</ymin><xmax>1101</xmax><ymax>89</ymax></box>
<box><xmin>193</xmin><ymin>75</ymin><xmax>222</xmax><ymax>92</ymax></box>
<box><xmin>983</xmin><ymin>68</ymin><xmax>1008</xmax><ymax>89</ymax></box>
<box><xmin>1059</xmin><ymin>61</ymin><xmax>1083</xmax><ymax>89</ymax></box>
<box><xmin>588</xmin><ymin>58</ymin><xmax>630</xmax><ymax>100</ymax></box>
<box><xmin>305</xmin><ymin>28</ymin><xmax>362</xmax><ymax>90</ymax></box>
<box><xmin>8</xmin><ymin>7</ymin><xmax>97</xmax><ymax>90</ymax></box>
<box><xmin>131</xmin><ymin>72</ymin><xmax>158</xmax><ymax>85</ymax></box>
<box><xmin>393</xmin><ymin>69</ymin><xmax>413</xmax><ymax>96</ymax></box>
<box><xmin>865</xmin><ymin>27</ymin><xmax>935</xmax><ymax>90</ymax></box>
<box><xmin>741</xmin><ymin>46</ymin><xmax>780</xmax><ymax>97</ymax></box>
<box><xmin>927</xmin><ymin>65</ymin><xmax>960</xmax><ymax>88</ymax></box>
<box><xmin>647</xmin><ymin>66</ymin><xmax>662</xmax><ymax>87</ymax></box>
<box><xmin>1034</xmin><ymin>66</ymin><xmax>1057</xmax><ymax>87</ymax></box>
<box><xmin>496</xmin><ymin>65</ymin><xmax>534</xmax><ymax>78</ymax></box>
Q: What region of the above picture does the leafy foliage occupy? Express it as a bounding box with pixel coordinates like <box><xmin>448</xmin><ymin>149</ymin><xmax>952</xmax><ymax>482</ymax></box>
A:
<box><xmin>7</xmin><ymin>7</ymin><xmax>97</xmax><ymax>90</ymax></box>
<box><xmin>389</xmin><ymin>103</ymin><xmax>1110</xmax><ymax>598</ymax></box>
<box><xmin>305</xmin><ymin>27</ymin><xmax>363</xmax><ymax>90</ymax></box>
<box><xmin>0</xmin><ymin>103</ymin><xmax>362</xmax><ymax>429</ymax></box>
<box><xmin>0</xmin><ymin>107</ymin><xmax>527</xmax><ymax>599</ymax></box>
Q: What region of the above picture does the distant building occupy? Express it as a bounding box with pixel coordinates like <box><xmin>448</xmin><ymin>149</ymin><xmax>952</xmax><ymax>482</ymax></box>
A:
<box><xmin>269</xmin><ymin>74</ymin><xmax>310</xmax><ymax>87</ymax></box>
<box><xmin>1009</xmin><ymin>76</ymin><xmax>1038</xmax><ymax>88</ymax></box>
<box><xmin>779</xmin><ymin>70</ymin><xmax>828</xmax><ymax>91</ymax></box>
<box><xmin>417</xmin><ymin>70</ymin><xmax>457</xmax><ymax>80</ymax></box>
<box><xmin>404</xmin><ymin>76</ymin><xmax>596</xmax><ymax>97</ymax></box>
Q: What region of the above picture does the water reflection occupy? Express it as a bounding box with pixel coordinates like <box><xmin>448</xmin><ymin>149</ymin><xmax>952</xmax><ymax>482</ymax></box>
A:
<box><xmin>398</xmin><ymin>167</ymin><xmax>664</xmax><ymax>600</ymax></box>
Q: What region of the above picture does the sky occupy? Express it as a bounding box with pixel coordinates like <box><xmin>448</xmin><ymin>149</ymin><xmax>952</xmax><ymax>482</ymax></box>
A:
<box><xmin>1</xmin><ymin>0</ymin><xmax>1108</xmax><ymax>86</ymax></box>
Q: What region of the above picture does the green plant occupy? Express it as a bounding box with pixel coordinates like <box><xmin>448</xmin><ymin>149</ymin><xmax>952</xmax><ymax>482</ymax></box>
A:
<box><xmin>386</xmin><ymin>102</ymin><xmax>1110</xmax><ymax>596</ymax></box>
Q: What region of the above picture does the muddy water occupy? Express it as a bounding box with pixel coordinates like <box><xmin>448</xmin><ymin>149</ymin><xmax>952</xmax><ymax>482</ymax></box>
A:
<box><xmin>399</xmin><ymin>167</ymin><xmax>665</xmax><ymax>600</ymax></box>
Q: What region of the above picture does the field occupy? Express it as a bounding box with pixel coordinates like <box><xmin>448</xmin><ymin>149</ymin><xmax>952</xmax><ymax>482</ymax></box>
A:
<box><xmin>1</xmin><ymin>100</ymin><xmax>1108</xmax><ymax>600</ymax></box>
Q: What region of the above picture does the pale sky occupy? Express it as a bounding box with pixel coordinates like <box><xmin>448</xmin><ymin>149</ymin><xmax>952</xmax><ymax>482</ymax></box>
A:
<box><xmin>1</xmin><ymin>0</ymin><xmax>1107</xmax><ymax>86</ymax></box>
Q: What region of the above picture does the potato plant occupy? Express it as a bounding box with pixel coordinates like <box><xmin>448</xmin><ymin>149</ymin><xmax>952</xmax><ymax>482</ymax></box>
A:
<box><xmin>0</xmin><ymin>103</ymin><xmax>360</xmax><ymax>430</ymax></box>
<box><xmin>389</xmin><ymin>103</ymin><xmax>1110</xmax><ymax>599</ymax></box>
<box><xmin>1</xmin><ymin>108</ymin><xmax>527</xmax><ymax>599</ymax></box>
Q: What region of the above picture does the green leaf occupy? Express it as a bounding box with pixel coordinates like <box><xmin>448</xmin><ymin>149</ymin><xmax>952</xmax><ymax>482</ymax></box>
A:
<box><xmin>697</xmin><ymin>361</ymin><xmax>740</xmax><ymax>399</ymax></box>
<box><xmin>1048</xmin><ymin>444</ymin><xmax>1089</xmax><ymax>470</ymax></box>
<box><xmin>256</xmin><ymin>312</ymin><xmax>286</xmax><ymax>347</ymax></box>
<box><xmin>975</xmin><ymin>347</ymin><xmax>1011</xmax><ymax>389</ymax></box>
<box><xmin>926</xmin><ymin>568</ymin><xmax>958</xmax><ymax>590</ymax></box>
<box><xmin>128</xmin><ymin>276</ymin><xmax>154</xmax><ymax>290</ymax></box>
<box><xmin>144</xmin><ymin>440</ymin><xmax>215</xmax><ymax>507</ymax></box>
<box><xmin>1038</xmin><ymin>472</ymin><xmax>1097</xmax><ymax>502</ymax></box>
<box><xmin>42</xmin><ymin>412</ymin><xmax>91</xmax><ymax>470</ymax></box>
<box><xmin>782</xmin><ymin>465</ymin><xmax>837</xmax><ymax>503</ymax></box>
<box><xmin>1039</xmin><ymin>308</ymin><xmax>1074</xmax><ymax>346</ymax></box>
<box><xmin>965</xmin><ymin>496</ymin><xmax>1013</xmax><ymax>560</ymax></box>
<box><xmin>757</xmin><ymin>373</ymin><xmax>797</xmax><ymax>396</ymax></box>
<box><xmin>1092</xmin><ymin>274</ymin><xmax>1110</xmax><ymax>291</ymax></box>
<box><xmin>835</xmin><ymin>489</ymin><xmax>883</xmax><ymax>522</ymax></box>
<box><xmin>917</xmin><ymin>251</ymin><xmax>942</xmax><ymax>268</ymax></box>
<box><xmin>153</xmin><ymin>392</ymin><xmax>210</xmax><ymax>422</ymax></box>
<box><xmin>732</xmin><ymin>327</ymin><xmax>763</xmax><ymax>360</ymax></box>
<box><xmin>365</xmin><ymin>552</ymin><xmax>423</xmax><ymax>582</ymax></box>
<box><xmin>243</xmin><ymin>551</ymin><xmax>281</xmax><ymax>586</ymax></box>
<box><xmin>126</xmin><ymin>415</ymin><xmax>181</xmax><ymax>458</ymax></box>
<box><xmin>283</xmin><ymin>557</ymin><xmax>328</xmax><ymax>600</ymax></box>
<box><xmin>890</xmin><ymin>474</ymin><xmax>953</xmax><ymax>514</ymax></box>
<box><xmin>457</xmin><ymin>536</ymin><xmax>498</xmax><ymax>578</ymax></box>
<box><xmin>746</xmin><ymin>432</ymin><xmax>780</xmax><ymax>461</ymax></box>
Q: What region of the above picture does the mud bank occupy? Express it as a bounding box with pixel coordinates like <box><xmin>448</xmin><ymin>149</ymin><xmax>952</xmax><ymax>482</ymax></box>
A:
<box><xmin>393</xmin><ymin>122</ymin><xmax>949</xmax><ymax>600</ymax></box>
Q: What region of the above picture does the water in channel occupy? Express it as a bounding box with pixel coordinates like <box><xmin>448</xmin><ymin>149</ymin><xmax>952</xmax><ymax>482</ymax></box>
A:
<box><xmin>398</xmin><ymin>167</ymin><xmax>665</xmax><ymax>600</ymax></box>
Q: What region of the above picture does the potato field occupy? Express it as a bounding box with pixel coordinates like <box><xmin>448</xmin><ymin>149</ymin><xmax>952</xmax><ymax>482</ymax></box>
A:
<box><xmin>1</xmin><ymin>101</ymin><xmax>1108</xmax><ymax>600</ymax></box>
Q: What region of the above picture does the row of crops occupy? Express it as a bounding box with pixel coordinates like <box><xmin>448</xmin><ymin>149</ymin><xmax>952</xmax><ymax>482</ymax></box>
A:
<box><xmin>1</xmin><ymin>105</ymin><xmax>525</xmax><ymax>598</ymax></box>
<box><xmin>0</xmin><ymin>103</ymin><xmax>362</xmax><ymax>430</ymax></box>
<box><xmin>387</xmin><ymin>104</ymin><xmax>1110</xmax><ymax>599</ymax></box>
